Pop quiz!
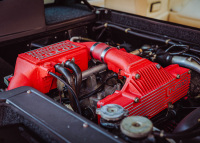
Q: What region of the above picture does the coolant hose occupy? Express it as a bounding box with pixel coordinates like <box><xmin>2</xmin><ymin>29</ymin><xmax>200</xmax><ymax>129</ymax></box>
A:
<box><xmin>65</xmin><ymin>61</ymin><xmax>82</xmax><ymax>96</ymax></box>
<box><xmin>54</xmin><ymin>64</ymin><xmax>79</xmax><ymax>112</ymax></box>
<box><xmin>171</xmin><ymin>56</ymin><xmax>200</xmax><ymax>74</ymax></box>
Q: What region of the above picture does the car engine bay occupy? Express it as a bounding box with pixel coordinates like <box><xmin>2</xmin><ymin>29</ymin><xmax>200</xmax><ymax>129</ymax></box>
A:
<box><xmin>1</xmin><ymin>8</ymin><xmax>200</xmax><ymax>142</ymax></box>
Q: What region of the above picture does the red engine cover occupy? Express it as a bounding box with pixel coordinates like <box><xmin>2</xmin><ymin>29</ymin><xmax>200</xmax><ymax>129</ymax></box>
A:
<box><xmin>8</xmin><ymin>40</ymin><xmax>89</xmax><ymax>93</ymax></box>
<box><xmin>98</xmin><ymin>63</ymin><xmax>190</xmax><ymax>118</ymax></box>
<box><xmin>83</xmin><ymin>42</ymin><xmax>191</xmax><ymax>118</ymax></box>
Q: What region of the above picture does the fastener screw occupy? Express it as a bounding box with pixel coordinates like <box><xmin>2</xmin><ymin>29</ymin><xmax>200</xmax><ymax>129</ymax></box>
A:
<box><xmin>135</xmin><ymin>74</ymin><xmax>141</xmax><ymax>79</ymax></box>
<box><xmin>156</xmin><ymin>64</ymin><xmax>161</xmax><ymax>69</ymax></box>
<box><xmin>188</xmin><ymin>70</ymin><xmax>192</xmax><ymax>74</ymax></box>
<box><xmin>176</xmin><ymin>74</ymin><xmax>180</xmax><ymax>79</ymax></box>
<box><xmin>187</xmin><ymin>57</ymin><xmax>192</xmax><ymax>62</ymax></box>
<box><xmin>27</xmin><ymin>90</ymin><xmax>31</xmax><ymax>94</ymax></box>
<box><xmin>134</xmin><ymin>97</ymin><xmax>139</xmax><ymax>103</ymax></box>
<box><xmin>83</xmin><ymin>123</ymin><xmax>88</xmax><ymax>128</ymax></box>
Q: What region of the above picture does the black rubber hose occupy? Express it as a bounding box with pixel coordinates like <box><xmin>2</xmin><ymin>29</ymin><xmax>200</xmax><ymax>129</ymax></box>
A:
<box><xmin>54</xmin><ymin>64</ymin><xmax>76</xmax><ymax>92</ymax></box>
<box><xmin>62</xmin><ymin>75</ymin><xmax>118</xmax><ymax>102</ymax></box>
<box><xmin>93</xmin><ymin>23</ymin><xmax>200</xmax><ymax>53</ymax></box>
<box><xmin>54</xmin><ymin>64</ymin><xmax>79</xmax><ymax>113</ymax></box>
<box><xmin>61</xmin><ymin>83</ymin><xmax>104</xmax><ymax>103</ymax></box>
<box><xmin>153</xmin><ymin>123</ymin><xmax>200</xmax><ymax>139</ymax></box>
<box><xmin>79</xmin><ymin>83</ymin><xmax>105</xmax><ymax>100</ymax></box>
<box><xmin>190</xmin><ymin>46</ymin><xmax>200</xmax><ymax>54</ymax></box>
<box><xmin>61</xmin><ymin>82</ymin><xmax>104</xmax><ymax>103</ymax></box>
<box><xmin>182</xmin><ymin>53</ymin><xmax>200</xmax><ymax>65</ymax></box>
<box><xmin>93</xmin><ymin>23</ymin><xmax>167</xmax><ymax>43</ymax></box>
<box><xmin>65</xmin><ymin>61</ymin><xmax>82</xmax><ymax>96</ymax></box>
<box><xmin>182</xmin><ymin>53</ymin><xmax>200</xmax><ymax>61</ymax></box>
<box><xmin>165</xmin><ymin>45</ymin><xmax>190</xmax><ymax>55</ymax></box>
<box><xmin>79</xmin><ymin>75</ymin><xmax>118</xmax><ymax>100</ymax></box>
<box><xmin>49</xmin><ymin>72</ymin><xmax>82</xmax><ymax>114</ymax></box>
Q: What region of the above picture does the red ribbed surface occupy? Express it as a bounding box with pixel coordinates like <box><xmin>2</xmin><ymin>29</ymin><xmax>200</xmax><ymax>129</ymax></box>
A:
<box><xmin>8</xmin><ymin>40</ymin><xmax>89</xmax><ymax>93</ymax></box>
<box><xmin>126</xmin><ymin>73</ymin><xmax>190</xmax><ymax>117</ymax></box>
<box><xmin>83</xmin><ymin>42</ymin><xmax>191</xmax><ymax>120</ymax></box>
<box><xmin>98</xmin><ymin>63</ymin><xmax>190</xmax><ymax>118</ymax></box>
<box><xmin>129</xmin><ymin>62</ymin><xmax>174</xmax><ymax>95</ymax></box>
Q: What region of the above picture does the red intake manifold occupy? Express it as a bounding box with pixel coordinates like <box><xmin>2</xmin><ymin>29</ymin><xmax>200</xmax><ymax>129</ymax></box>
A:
<box><xmin>8</xmin><ymin>41</ymin><xmax>89</xmax><ymax>93</ymax></box>
<box><xmin>8</xmin><ymin>41</ymin><xmax>190</xmax><ymax>118</ymax></box>
<box><xmin>83</xmin><ymin>42</ymin><xmax>191</xmax><ymax>118</ymax></box>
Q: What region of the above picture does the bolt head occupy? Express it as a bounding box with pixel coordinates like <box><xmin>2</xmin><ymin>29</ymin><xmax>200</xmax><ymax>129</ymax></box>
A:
<box><xmin>156</xmin><ymin>64</ymin><xmax>161</xmax><ymax>69</ymax></box>
<box><xmin>83</xmin><ymin>123</ymin><xmax>88</xmax><ymax>128</ymax></box>
<box><xmin>176</xmin><ymin>74</ymin><xmax>180</xmax><ymax>79</ymax></box>
<box><xmin>96</xmin><ymin>10</ymin><xmax>100</xmax><ymax>14</ymax></box>
<box><xmin>27</xmin><ymin>90</ymin><xmax>31</xmax><ymax>94</ymax></box>
<box><xmin>134</xmin><ymin>97</ymin><xmax>139</xmax><ymax>103</ymax></box>
<box><xmin>188</xmin><ymin>70</ymin><xmax>192</xmax><ymax>74</ymax></box>
<box><xmin>135</xmin><ymin>74</ymin><xmax>141</xmax><ymax>79</ymax></box>
<box><xmin>187</xmin><ymin>57</ymin><xmax>192</xmax><ymax>62</ymax></box>
<box><xmin>104</xmin><ymin>10</ymin><xmax>108</xmax><ymax>14</ymax></box>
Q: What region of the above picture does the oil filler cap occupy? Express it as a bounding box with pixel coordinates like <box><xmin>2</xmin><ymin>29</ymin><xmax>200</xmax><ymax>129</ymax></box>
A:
<box><xmin>120</xmin><ymin>116</ymin><xmax>153</xmax><ymax>138</ymax></box>
<box><xmin>96</xmin><ymin>104</ymin><xmax>129</xmax><ymax>121</ymax></box>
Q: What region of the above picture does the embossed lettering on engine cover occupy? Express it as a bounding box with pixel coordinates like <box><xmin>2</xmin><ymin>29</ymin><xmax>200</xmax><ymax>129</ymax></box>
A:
<box><xmin>168</xmin><ymin>77</ymin><xmax>189</xmax><ymax>96</ymax></box>
<box><xmin>8</xmin><ymin>40</ymin><xmax>89</xmax><ymax>93</ymax></box>
<box><xmin>19</xmin><ymin>41</ymin><xmax>81</xmax><ymax>64</ymax></box>
<box><xmin>26</xmin><ymin>42</ymin><xmax>79</xmax><ymax>60</ymax></box>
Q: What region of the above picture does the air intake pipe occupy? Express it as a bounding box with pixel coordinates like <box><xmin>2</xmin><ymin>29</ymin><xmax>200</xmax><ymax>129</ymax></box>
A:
<box><xmin>82</xmin><ymin>42</ymin><xmax>143</xmax><ymax>75</ymax></box>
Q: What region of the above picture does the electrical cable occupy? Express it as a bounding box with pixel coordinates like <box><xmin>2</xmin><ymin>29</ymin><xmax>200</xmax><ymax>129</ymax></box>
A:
<box><xmin>165</xmin><ymin>44</ymin><xmax>190</xmax><ymax>55</ymax></box>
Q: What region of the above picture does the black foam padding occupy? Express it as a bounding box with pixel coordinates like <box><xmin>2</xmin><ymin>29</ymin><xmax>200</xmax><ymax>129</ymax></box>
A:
<box><xmin>103</xmin><ymin>11</ymin><xmax>200</xmax><ymax>46</ymax></box>
<box><xmin>0</xmin><ymin>58</ymin><xmax>14</xmax><ymax>88</ymax></box>
<box><xmin>0</xmin><ymin>87</ymin><xmax>123</xmax><ymax>143</ymax></box>
<box><xmin>0</xmin><ymin>104</ymin><xmax>57</xmax><ymax>143</ymax></box>
<box><xmin>45</xmin><ymin>4</ymin><xmax>93</xmax><ymax>25</ymax></box>
<box><xmin>0</xmin><ymin>124</ymin><xmax>44</xmax><ymax>143</ymax></box>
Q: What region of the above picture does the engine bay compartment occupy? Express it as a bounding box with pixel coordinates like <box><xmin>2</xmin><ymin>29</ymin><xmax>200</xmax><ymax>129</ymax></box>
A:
<box><xmin>1</xmin><ymin>9</ymin><xmax>200</xmax><ymax>142</ymax></box>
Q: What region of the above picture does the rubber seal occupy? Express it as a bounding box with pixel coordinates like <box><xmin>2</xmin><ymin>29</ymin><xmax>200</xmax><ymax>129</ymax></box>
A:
<box><xmin>101</xmin><ymin>47</ymin><xmax>114</xmax><ymax>62</ymax></box>
<box><xmin>90</xmin><ymin>42</ymin><xmax>101</xmax><ymax>58</ymax></box>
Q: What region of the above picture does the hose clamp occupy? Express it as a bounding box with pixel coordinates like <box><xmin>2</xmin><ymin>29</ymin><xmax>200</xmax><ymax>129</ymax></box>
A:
<box><xmin>125</xmin><ymin>28</ymin><xmax>131</xmax><ymax>33</ymax></box>
<box><xmin>101</xmin><ymin>46</ymin><xmax>115</xmax><ymax>63</ymax></box>
<box><xmin>104</xmin><ymin>23</ymin><xmax>108</xmax><ymax>28</ymax></box>
<box><xmin>90</xmin><ymin>42</ymin><xmax>101</xmax><ymax>58</ymax></box>
<box><xmin>165</xmin><ymin>39</ymin><xmax>171</xmax><ymax>45</ymax></box>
